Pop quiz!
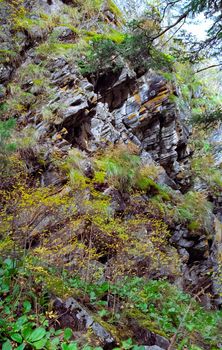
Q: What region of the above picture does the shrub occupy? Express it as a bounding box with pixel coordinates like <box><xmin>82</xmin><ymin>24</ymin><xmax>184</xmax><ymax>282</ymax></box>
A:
<box><xmin>174</xmin><ymin>191</ymin><xmax>213</xmax><ymax>232</ymax></box>
<box><xmin>4</xmin><ymin>84</ymin><xmax>36</xmax><ymax>116</ymax></box>
<box><xmin>78</xmin><ymin>38</ymin><xmax>122</xmax><ymax>75</ymax></box>
<box><xmin>78</xmin><ymin>17</ymin><xmax>174</xmax><ymax>75</ymax></box>
<box><xmin>95</xmin><ymin>143</ymin><xmax>164</xmax><ymax>195</ymax></box>
<box><xmin>95</xmin><ymin>144</ymin><xmax>140</xmax><ymax>193</ymax></box>
<box><xmin>191</xmin><ymin>106</ymin><xmax>222</xmax><ymax>127</ymax></box>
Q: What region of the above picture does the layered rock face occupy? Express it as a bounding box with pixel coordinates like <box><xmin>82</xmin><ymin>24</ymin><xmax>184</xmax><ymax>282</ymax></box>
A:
<box><xmin>90</xmin><ymin>68</ymin><xmax>191</xmax><ymax>183</ymax></box>
<box><xmin>0</xmin><ymin>0</ymin><xmax>221</xmax><ymax>310</ymax></box>
<box><xmin>1</xmin><ymin>3</ymin><xmax>222</xmax><ymax>349</ymax></box>
<box><xmin>27</xmin><ymin>63</ymin><xmax>191</xmax><ymax>189</ymax></box>
<box><xmin>0</xmin><ymin>0</ymin><xmax>190</xmax><ymax>190</ymax></box>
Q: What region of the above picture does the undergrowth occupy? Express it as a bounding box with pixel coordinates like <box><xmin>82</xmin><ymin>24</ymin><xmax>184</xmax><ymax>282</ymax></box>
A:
<box><xmin>0</xmin><ymin>256</ymin><xmax>221</xmax><ymax>350</ymax></box>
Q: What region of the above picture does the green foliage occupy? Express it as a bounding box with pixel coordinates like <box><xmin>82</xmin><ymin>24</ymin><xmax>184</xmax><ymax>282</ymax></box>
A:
<box><xmin>85</xmin><ymin>29</ymin><xmax>125</xmax><ymax>44</ymax></box>
<box><xmin>0</xmin><ymin>257</ymin><xmax>101</xmax><ymax>349</ymax></box>
<box><xmin>78</xmin><ymin>17</ymin><xmax>174</xmax><ymax>75</ymax></box>
<box><xmin>191</xmin><ymin>153</ymin><xmax>222</xmax><ymax>195</ymax></box>
<box><xmin>36</xmin><ymin>41</ymin><xmax>79</xmax><ymax>59</ymax></box>
<box><xmin>191</xmin><ymin>105</ymin><xmax>222</xmax><ymax>127</ymax></box>
<box><xmin>0</xmin><ymin>118</ymin><xmax>16</xmax><ymax>174</ymax></box>
<box><xmin>106</xmin><ymin>0</ymin><xmax>123</xmax><ymax>18</ymax></box>
<box><xmin>101</xmin><ymin>147</ymin><xmax>140</xmax><ymax>192</ymax></box>
<box><xmin>187</xmin><ymin>0</ymin><xmax>222</xmax><ymax>57</ymax></box>
<box><xmin>78</xmin><ymin>38</ymin><xmax>122</xmax><ymax>75</ymax></box>
<box><xmin>12</xmin><ymin>6</ymin><xmax>60</xmax><ymax>35</ymax></box>
<box><xmin>67</xmin><ymin>275</ymin><xmax>222</xmax><ymax>348</ymax></box>
<box><xmin>4</xmin><ymin>83</ymin><xmax>36</xmax><ymax>116</ymax></box>
<box><xmin>174</xmin><ymin>191</ymin><xmax>213</xmax><ymax>231</ymax></box>
<box><xmin>162</xmin><ymin>61</ymin><xmax>222</xmax><ymax>128</ymax></box>
<box><xmin>95</xmin><ymin>144</ymin><xmax>161</xmax><ymax>194</ymax></box>
<box><xmin>0</xmin><ymin>118</ymin><xmax>16</xmax><ymax>154</ymax></box>
<box><xmin>0</xmin><ymin>49</ymin><xmax>17</xmax><ymax>64</ymax></box>
<box><xmin>3</xmin><ymin>253</ymin><xmax>218</xmax><ymax>350</ymax></box>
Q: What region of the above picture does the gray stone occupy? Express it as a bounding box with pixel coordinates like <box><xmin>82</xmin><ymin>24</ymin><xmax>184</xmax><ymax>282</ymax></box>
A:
<box><xmin>63</xmin><ymin>94</ymin><xmax>85</xmax><ymax>107</ymax></box>
<box><xmin>91</xmin><ymin>118</ymin><xmax>120</xmax><ymax>144</ymax></box>
<box><xmin>0</xmin><ymin>84</ymin><xmax>6</xmax><ymax>98</ymax></box>
<box><xmin>177</xmin><ymin>238</ymin><xmax>195</xmax><ymax>248</ymax></box>
<box><xmin>209</xmin><ymin>125</ymin><xmax>222</xmax><ymax>166</ymax></box>
<box><xmin>139</xmin><ymin>84</ymin><xmax>149</xmax><ymax>104</ymax></box>
<box><xmin>178</xmin><ymin>248</ymin><xmax>190</xmax><ymax>263</ymax></box>
<box><xmin>30</xmin><ymin>0</ymin><xmax>64</xmax><ymax>14</ymax></box>
<box><xmin>0</xmin><ymin>64</ymin><xmax>12</xmax><ymax>83</ymax></box>
<box><xmin>103</xmin><ymin>187</ymin><xmax>126</xmax><ymax>213</ymax></box>
<box><xmin>52</xmin><ymin>26</ymin><xmax>75</xmax><ymax>41</ymax></box>
<box><xmin>193</xmin><ymin>239</ymin><xmax>209</xmax><ymax>252</ymax></box>
<box><xmin>155</xmin><ymin>334</ymin><xmax>170</xmax><ymax>350</ymax></box>
<box><xmin>140</xmin><ymin>150</ymin><xmax>154</xmax><ymax>166</ymax></box>
<box><xmin>57</xmin><ymin>101</ymin><xmax>88</xmax><ymax>126</ymax></box>
<box><xmin>40</xmin><ymin>169</ymin><xmax>66</xmax><ymax>186</ymax></box>
<box><xmin>95</xmin><ymin>102</ymin><xmax>111</xmax><ymax>121</ymax></box>
<box><xmin>157</xmin><ymin>169</ymin><xmax>178</xmax><ymax>190</ymax></box>
<box><xmin>64</xmin><ymin>298</ymin><xmax>115</xmax><ymax>344</ymax></box>
<box><xmin>112</xmin><ymin>65</ymin><xmax>136</xmax><ymax>87</ymax></box>
<box><xmin>170</xmin><ymin>230</ymin><xmax>184</xmax><ymax>243</ymax></box>
<box><xmin>144</xmin><ymin>347</ymin><xmax>165</xmax><ymax>350</ymax></box>
<box><xmin>79</xmin><ymin>79</ymin><xmax>94</xmax><ymax>92</ymax></box>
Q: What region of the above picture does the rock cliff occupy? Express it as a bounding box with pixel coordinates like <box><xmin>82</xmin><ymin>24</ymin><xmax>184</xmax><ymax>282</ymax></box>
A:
<box><xmin>0</xmin><ymin>0</ymin><xmax>221</xmax><ymax>349</ymax></box>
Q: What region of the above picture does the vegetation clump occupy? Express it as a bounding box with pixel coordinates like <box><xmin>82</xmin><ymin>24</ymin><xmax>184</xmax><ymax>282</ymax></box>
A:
<box><xmin>1</xmin><ymin>256</ymin><xmax>221</xmax><ymax>350</ymax></box>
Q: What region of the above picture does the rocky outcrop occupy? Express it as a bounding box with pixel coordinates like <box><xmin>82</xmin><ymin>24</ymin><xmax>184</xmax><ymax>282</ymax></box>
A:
<box><xmin>54</xmin><ymin>297</ymin><xmax>170</xmax><ymax>349</ymax></box>
<box><xmin>1</xmin><ymin>0</ymin><xmax>220</xmax><ymax>311</ymax></box>
<box><xmin>54</xmin><ymin>297</ymin><xmax>116</xmax><ymax>346</ymax></box>
<box><xmin>90</xmin><ymin>68</ymin><xmax>191</xmax><ymax>186</ymax></box>
<box><xmin>24</xmin><ymin>62</ymin><xmax>191</xmax><ymax>189</ymax></box>
<box><xmin>0</xmin><ymin>1</ymin><xmax>191</xmax><ymax>190</ymax></box>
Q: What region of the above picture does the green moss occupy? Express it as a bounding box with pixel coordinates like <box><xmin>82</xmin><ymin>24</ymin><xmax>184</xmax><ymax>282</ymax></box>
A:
<box><xmin>136</xmin><ymin>176</ymin><xmax>160</xmax><ymax>192</ymax></box>
<box><xmin>93</xmin><ymin>170</ymin><xmax>106</xmax><ymax>184</ymax></box>
<box><xmin>107</xmin><ymin>0</ymin><xmax>123</xmax><ymax>18</ymax></box>
<box><xmin>14</xmin><ymin>13</ymin><xmax>48</xmax><ymax>31</ymax></box>
<box><xmin>105</xmin><ymin>29</ymin><xmax>125</xmax><ymax>43</ymax></box>
<box><xmin>188</xmin><ymin>220</ymin><xmax>200</xmax><ymax>230</ymax></box>
<box><xmin>124</xmin><ymin>308</ymin><xmax>167</xmax><ymax>338</ymax></box>
<box><xmin>64</xmin><ymin>24</ymin><xmax>81</xmax><ymax>35</ymax></box>
<box><xmin>84</xmin><ymin>29</ymin><xmax>126</xmax><ymax>44</ymax></box>
<box><xmin>36</xmin><ymin>42</ymin><xmax>78</xmax><ymax>57</ymax></box>
<box><xmin>93</xmin><ymin>316</ymin><xmax>123</xmax><ymax>341</ymax></box>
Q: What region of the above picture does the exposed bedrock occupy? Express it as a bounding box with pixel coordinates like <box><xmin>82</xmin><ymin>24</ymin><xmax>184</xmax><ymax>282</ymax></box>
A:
<box><xmin>30</xmin><ymin>62</ymin><xmax>191</xmax><ymax>189</ymax></box>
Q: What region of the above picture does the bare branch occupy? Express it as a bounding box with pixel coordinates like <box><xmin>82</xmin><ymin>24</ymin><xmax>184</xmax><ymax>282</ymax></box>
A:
<box><xmin>160</xmin><ymin>0</ymin><xmax>182</xmax><ymax>22</ymax></box>
<box><xmin>152</xmin><ymin>10</ymin><xmax>190</xmax><ymax>41</ymax></box>
<box><xmin>195</xmin><ymin>63</ymin><xmax>222</xmax><ymax>73</ymax></box>
<box><xmin>161</xmin><ymin>18</ymin><xmax>186</xmax><ymax>47</ymax></box>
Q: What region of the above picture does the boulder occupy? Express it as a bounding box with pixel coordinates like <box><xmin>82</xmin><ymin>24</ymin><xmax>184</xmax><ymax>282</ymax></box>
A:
<box><xmin>54</xmin><ymin>297</ymin><xmax>115</xmax><ymax>345</ymax></box>
<box><xmin>177</xmin><ymin>238</ymin><xmax>195</xmax><ymax>248</ymax></box>
<box><xmin>0</xmin><ymin>64</ymin><xmax>12</xmax><ymax>83</ymax></box>
<box><xmin>129</xmin><ymin>318</ymin><xmax>170</xmax><ymax>349</ymax></box>
<box><xmin>57</xmin><ymin>101</ymin><xmax>89</xmax><ymax>127</ymax></box>
<box><xmin>144</xmin><ymin>347</ymin><xmax>165</xmax><ymax>350</ymax></box>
